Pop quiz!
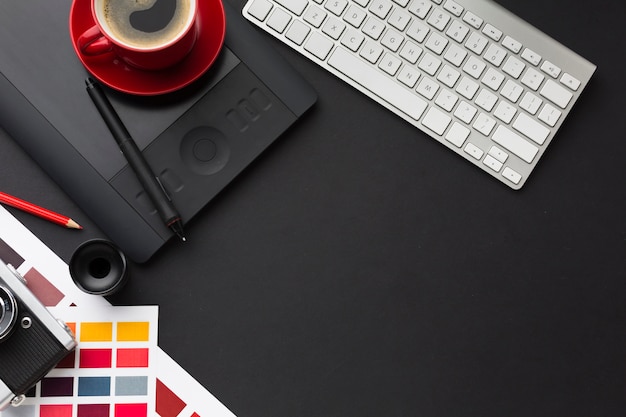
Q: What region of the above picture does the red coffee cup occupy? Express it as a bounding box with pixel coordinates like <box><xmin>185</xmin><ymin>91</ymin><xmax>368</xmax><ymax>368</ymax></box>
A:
<box><xmin>77</xmin><ymin>0</ymin><xmax>199</xmax><ymax>71</ymax></box>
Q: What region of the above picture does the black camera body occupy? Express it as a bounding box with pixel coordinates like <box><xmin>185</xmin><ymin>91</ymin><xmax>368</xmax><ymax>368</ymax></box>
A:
<box><xmin>0</xmin><ymin>261</ymin><xmax>76</xmax><ymax>410</ymax></box>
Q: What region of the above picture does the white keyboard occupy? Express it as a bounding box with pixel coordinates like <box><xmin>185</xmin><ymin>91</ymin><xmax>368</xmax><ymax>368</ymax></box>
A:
<box><xmin>243</xmin><ymin>0</ymin><xmax>596</xmax><ymax>189</ymax></box>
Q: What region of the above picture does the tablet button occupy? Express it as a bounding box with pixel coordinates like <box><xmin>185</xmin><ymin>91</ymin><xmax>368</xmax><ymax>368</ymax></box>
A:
<box><xmin>180</xmin><ymin>127</ymin><xmax>230</xmax><ymax>175</ymax></box>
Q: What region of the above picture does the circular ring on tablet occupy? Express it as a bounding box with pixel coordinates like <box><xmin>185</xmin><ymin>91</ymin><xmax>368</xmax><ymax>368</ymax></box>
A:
<box><xmin>69</xmin><ymin>239</ymin><xmax>128</xmax><ymax>296</ymax></box>
<box><xmin>180</xmin><ymin>127</ymin><xmax>230</xmax><ymax>175</ymax></box>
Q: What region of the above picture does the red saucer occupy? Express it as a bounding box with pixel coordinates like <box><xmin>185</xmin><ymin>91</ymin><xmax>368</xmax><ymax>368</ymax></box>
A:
<box><xmin>69</xmin><ymin>0</ymin><xmax>226</xmax><ymax>95</ymax></box>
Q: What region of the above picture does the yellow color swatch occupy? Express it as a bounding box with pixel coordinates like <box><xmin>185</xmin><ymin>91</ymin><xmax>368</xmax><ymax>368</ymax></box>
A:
<box><xmin>80</xmin><ymin>322</ymin><xmax>113</xmax><ymax>342</ymax></box>
<box><xmin>117</xmin><ymin>321</ymin><xmax>150</xmax><ymax>342</ymax></box>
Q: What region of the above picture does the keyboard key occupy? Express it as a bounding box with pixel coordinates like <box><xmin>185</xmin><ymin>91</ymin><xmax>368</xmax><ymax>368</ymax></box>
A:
<box><xmin>446</xmin><ymin>20</ymin><xmax>470</xmax><ymax>43</ymax></box>
<box><xmin>502</xmin><ymin>36</ymin><xmax>522</xmax><ymax>53</ymax></box>
<box><xmin>540</xmin><ymin>79</ymin><xmax>573</xmax><ymax>108</ymax></box>
<box><xmin>521</xmin><ymin>68</ymin><xmax>545</xmax><ymax>91</ymax></box>
<box><xmin>427</xmin><ymin>9</ymin><xmax>451</xmax><ymax>31</ymax></box>
<box><xmin>408</xmin><ymin>0</ymin><xmax>431</xmax><ymax>19</ymax></box>
<box><xmin>492</xmin><ymin>125</ymin><xmax>539</xmax><ymax>163</ymax></box>
<box><xmin>465</xmin><ymin>32</ymin><xmax>488</xmax><ymax>55</ymax></box>
<box><xmin>519</xmin><ymin>92</ymin><xmax>543</xmax><ymax>115</ymax></box>
<box><xmin>502</xmin><ymin>56</ymin><xmax>525</xmax><ymax>79</ymax></box>
<box><xmin>540</xmin><ymin>60</ymin><xmax>561</xmax><ymax>78</ymax></box>
<box><xmin>494</xmin><ymin>101</ymin><xmax>517</xmax><ymax>124</ymax></box>
<box><xmin>483</xmin><ymin>154</ymin><xmax>503</xmax><ymax>172</ymax></box>
<box><xmin>437</xmin><ymin>65</ymin><xmax>460</xmax><ymax>88</ymax></box>
<box><xmin>482</xmin><ymin>68</ymin><xmax>505</xmax><ymax>91</ymax></box>
<box><xmin>453</xmin><ymin>100</ymin><xmax>477</xmax><ymax>123</ymax></box>
<box><xmin>502</xmin><ymin>167</ymin><xmax>522</xmax><ymax>185</ymax></box>
<box><xmin>381</xmin><ymin>29</ymin><xmax>405</xmax><ymax>52</ymax></box>
<box><xmin>464</xmin><ymin>142</ymin><xmax>484</xmax><ymax>160</ymax></box>
<box><xmin>304</xmin><ymin>32</ymin><xmax>334</xmax><ymax>59</ymax></box>
<box><xmin>560</xmin><ymin>73</ymin><xmax>581</xmax><ymax>91</ymax></box>
<box><xmin>247</xmin><ymin>0</ymin><xmax>273</xmax><ymax>21</ymax></box>
<box><xmin>325</xmin><ymin>0</ymin><xmax>348</xmax><ymax>16</ymax></box>
<box><xmin>275</xmin><ymin>0</ymin><xmax>307</xmax><ymax>15</ymax></box>
<box><xmin>344</xmin><ymin>5</ymin><xmax>367</xmax><ymax>27</ymax></box>
<box><xmin>328</xmin><ymin>47</ymin><xmax>428</xmax><ymax>120</ymax></box>
<box><xmin>483</xmin><ymin>44</ymin><xmax>506</xmax><ymax>67</ymax></box>
<box><xmin>463</xmin><ymin>55</ymin><xmax>486</xmax><ymax>79</ymax></box>
<box><xmin>425</xmin><ymin>32</ymin><xmax>449</xmax><ymax>55</ymax></box>
<box><xmin>521</xmin><ymin>48</ymin><xmax>541</xmax><ymax>66</ymax></box>
<box><xmin>303</xmin><ymin>5</ymin><xmax>327</xmax><ymax>28</ymax></box>
<box><xmin>360</xmin><ymin>41</ymin><xmax>384</xmax><ymax>63</ymax></box>
<box><xmin>475</xmin><ymin>89</ymin><xmax>497</xmax><ymax>112</ymax></box>
<box><xmin>482</xmin><ymin>23</ymin><xmax>502</xmax><ymax>41</ymax></box>
<box><xmin>513</xmin><ymin>112</ymin><xmax>550</xmax><ymax>145</ymax></box>
<box><xmin>286</xmin><ymin>20</ymin><xmax>311</xmax><ymax>45</ymax></box>
<box><xmin>435</xmin><ymin>89</ymin><xmax>458</xmax><ymax>111</ymax></box>
<box><xmin>443</xmin><ymin>44</ymin><xmax>467</xmax><ymax>67</ymax></box>
<box><xmin>322</xmin><ymin>17</ymin><xmax>346</xmax><ymax>40</ymax></box>
<box><xmin>397</xmin><ymin>65</ymin><xmax>420</xmax><ymax>88</ymax></box>
<box><xmin>418</xmin><ymin>53</ymin><xmax>442</xmax><ymax>76</ymax></box>
<box><xmin>456</xmin><ymin>77</ymin><xmax>479</xmax><ymax>100</ymax></box>
<box><xmin>538</xmin><ymin>103</ymin><xmax>562</xmax><ymax>127</ymax></box>
<box><xmin>422</xmin><ymin>107</ymin><xmax>452</xmax><ymax>135</ymax></box>
<box><xmin>341</xmin><ymin>27</ymin><xmax>365</xmax><ymax>51</ymax></box>
<box><xmin>445</xmin><ymin>122</ymin><xmax>470</xmax><ymax>147</ymax></box>
<box><xmin>473</xmin><ymin>112</ymin><xmax>496</xmax><ymax>136</ymax></box>
<box><xmin>369</xmin><ymin>0</ymin><xmax>393</xmax><ymax>19</ymax></box>
<box><xmin>416</xmin><ymin>77</ymin><xmax>440</xmax><ymax>100</ymax></box>
<box><xmin>443</xmin><ymin>0</ymin><xmax>464</xmax><ymax>17</ymax></box>
<box><xmin>267</xmin><ymin>8</ymin><xmax>291</xmax><ymax>33</ymax></box>
<box><xmin>399</xmin><ymin>41</ymin><xmax>423</xmax><ymax>64</ymax></box>
<box><xmin>388</xmin><ymin>8</ymin><xmax>411</xmax><ymax>31</ymax></box>
<box><xmin>462</xmin><ymin>11</ymin><xmax>483</xmax><ymax>29</ymax></box>
<box><xmin>488</xmin><ymin>146</ymin><xmax>508</xmax><ymax>163</ymax></box>
<box><xmin>501</xmin><ymin>80</ymin><xmax>524</xmax><ymax>103</ymax></box>
<box><xmin>379</xmin><ymin>53</ymin><xmax>402</xmax><ymax>76</ymax></box>
<box><xmin>362</xmin><ymin>16</ymin><xmax>386</xmax><ymax>39</ymax></box>
<box><xmin>406</xmin><ymin>20</ymin><xmax>430</xmax><ymax>43</ymax></box>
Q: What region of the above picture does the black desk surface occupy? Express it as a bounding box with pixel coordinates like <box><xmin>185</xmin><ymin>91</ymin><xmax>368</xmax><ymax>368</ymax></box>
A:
<box><xmin>1</xmin><ymin>0</ymin><xmax>624</xmax><ymax>416</ymax></box>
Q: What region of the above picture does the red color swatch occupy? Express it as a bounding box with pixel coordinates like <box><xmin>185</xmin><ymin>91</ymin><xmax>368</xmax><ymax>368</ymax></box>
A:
<box><xmin>115</xmin><ymin>403</ymin><xmax>147</xmax><ymax>417</ymax></box>
<box><xmin>79</xmin><ymin>349</ymin><xmax>112</xmax><ymax>368</ymax></box>
<box><xmin>77</xmin><ymin>404</ymin><xmax>110</xmax><ymax>417</ymax></box>
<box><xmin>40</xmin><ymin>404</ymin><xmax>72</xmax><ymax>417</ymax></box>
<box><xmin>116</xmin><ymin>348</ymin><xmax>149</xmax><ymax>368</ymax></box>
<box><xmin>24</xmin><ymin>267</ymin><xmax>65</xmax><ymax>306</ymax></box>
<box><xmin>156</xmin><ymin>379</ymin><xmax>186</xmax><ymax>417</ymax></box>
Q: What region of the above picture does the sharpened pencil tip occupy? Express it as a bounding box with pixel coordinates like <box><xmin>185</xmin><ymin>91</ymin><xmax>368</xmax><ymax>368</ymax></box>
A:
<box><xmin>67</xmin><ymin>219</ymin><xmax>83</xmax><ymax>230</ymax></box>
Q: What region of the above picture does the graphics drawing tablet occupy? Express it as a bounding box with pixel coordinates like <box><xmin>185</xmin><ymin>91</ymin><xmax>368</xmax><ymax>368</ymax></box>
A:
<box><xmin>0</xmin><ymin>0</ymin><xmax>317</xmax><ymax>262</ymax></box>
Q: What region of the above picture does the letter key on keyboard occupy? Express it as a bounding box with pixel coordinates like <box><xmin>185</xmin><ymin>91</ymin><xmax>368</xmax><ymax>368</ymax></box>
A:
<box><xmin>243</xmin><ymin>0</ymin><xmax>596</xmax><ymax>189</ymax></box>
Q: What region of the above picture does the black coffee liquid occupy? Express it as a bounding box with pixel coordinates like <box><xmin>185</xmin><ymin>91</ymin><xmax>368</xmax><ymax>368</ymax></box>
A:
<box><xmin>103</xmin><ymin>0</ymin><xmax>191</xmax><ymax>49</ymax></box>
<box><xmin>130</xmin><ymin>0</ymin><xmax>176</xmax><ymax>33</ymax></box>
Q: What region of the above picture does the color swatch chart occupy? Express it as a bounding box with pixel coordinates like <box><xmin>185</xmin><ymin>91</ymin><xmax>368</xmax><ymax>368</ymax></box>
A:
<box><xmin>0</xmin><ymin>206</ymin><xmax>237</xmax><ymax>417</ymax></box>
<box><xmin>9</xmin><ymin>306</ymin><xmax>158</xmax><ymax>417</ymax></box>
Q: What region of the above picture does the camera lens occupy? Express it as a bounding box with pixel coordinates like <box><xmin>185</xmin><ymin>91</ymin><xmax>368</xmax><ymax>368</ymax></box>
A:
<box><xmin>0</xmin><ymin>285</ymin><xmax>18</xmax><ymax>341</ymax></box>
<box><xmin>70</xmin><ymin>239</ymin><xmax>128</xmax><ymax>296</ymax></box>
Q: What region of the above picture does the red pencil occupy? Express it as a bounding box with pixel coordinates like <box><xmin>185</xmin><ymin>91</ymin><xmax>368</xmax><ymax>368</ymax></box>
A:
<box><xmin>0</xmin><ymin>191</ymin><xmax>82</xmax><ymax>229</ymax></box>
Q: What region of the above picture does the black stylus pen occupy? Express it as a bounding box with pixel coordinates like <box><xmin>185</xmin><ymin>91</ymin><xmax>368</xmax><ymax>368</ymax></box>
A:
<box><xmin>85</xmin><ymin>78</ymin><xmax>186</xmax><ymax>242</ymax></box>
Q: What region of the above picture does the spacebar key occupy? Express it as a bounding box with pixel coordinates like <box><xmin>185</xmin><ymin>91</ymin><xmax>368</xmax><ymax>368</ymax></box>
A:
<box><xmin>328</xmin><ymin>47</ymin><xmax>427</xmax><ymax>120</ymax></box>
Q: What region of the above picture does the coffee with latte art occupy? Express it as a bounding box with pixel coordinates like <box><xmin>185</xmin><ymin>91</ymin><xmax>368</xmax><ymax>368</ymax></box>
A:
<box><xmin>103</xmin><ymin>0</ymin><xmax>193</xmax><ymax>49</ymax></box>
